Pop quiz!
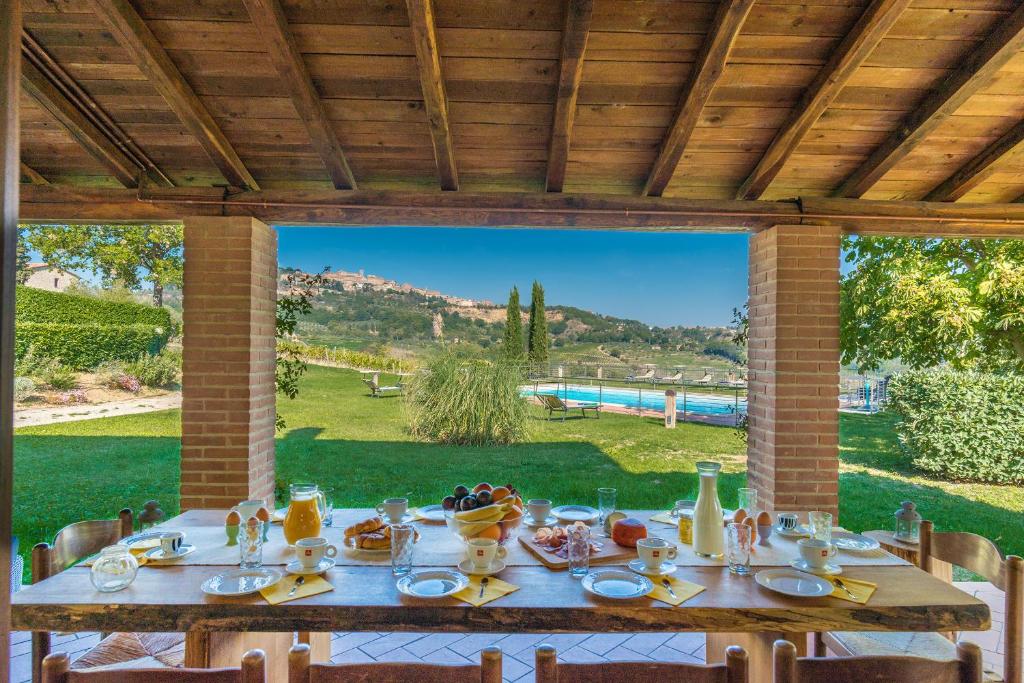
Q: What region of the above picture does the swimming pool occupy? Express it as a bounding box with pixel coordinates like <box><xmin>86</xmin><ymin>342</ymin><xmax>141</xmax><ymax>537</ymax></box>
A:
<box><xmin>524</xmin><ymin>384</ymin><xmax>747</xmax><ymax>416</ymax></box>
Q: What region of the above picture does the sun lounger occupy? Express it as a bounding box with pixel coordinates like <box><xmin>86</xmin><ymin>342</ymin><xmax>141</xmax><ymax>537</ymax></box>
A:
<box><xmin>694</xmin><ymin>372</ymin><xmax>714</xmax><ymax>385</ymax></box>
<box><xmin>537</xmin><ymin>393</ymin><xmax>600</xmax><ymax>421</ymax></box>
<box><xmin>625</xmin><ymin>369</ymin><xmax>655</xmax><ymax>382</ymax></box>
<box><xmin>654</xmin><ymin>371</ymin><xmax>682</xmax><ymax>384</ymax></box>
<box><xmin>362</xmin><ymin>378</ymin><xmax>402</xmax><ymax>397</ymax></box>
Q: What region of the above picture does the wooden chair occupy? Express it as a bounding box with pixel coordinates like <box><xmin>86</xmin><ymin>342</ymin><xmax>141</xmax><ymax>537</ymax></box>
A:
<box><xmin>773</xmin><ymin>639</ymin><xmax>983</xmax><ymax>683</ymax></box>
<box><xmin>287</xmin><ymin>643</ymin><xmax>502</xmax><ymax>683</ymax></box>
<box><xmin>817</xmin><ymin>520</ymin><xmax>1023</xmax><ymax>683</ymax></box>
<box><xmin>41</xmin><ymin>648</ymin><xmax>265</xmax><ymax>683</ymax></box>
<box><xmin>534</xmin><ymin>643</ymin><xmax>749</xmax><ymax>682</ymax></box>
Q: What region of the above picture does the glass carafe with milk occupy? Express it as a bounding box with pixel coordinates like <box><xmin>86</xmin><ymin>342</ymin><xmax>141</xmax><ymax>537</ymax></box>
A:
<box><xmin>692</xmin><ymin>461</ymin><xmax>724</xmax><ymax>557</ymax></box>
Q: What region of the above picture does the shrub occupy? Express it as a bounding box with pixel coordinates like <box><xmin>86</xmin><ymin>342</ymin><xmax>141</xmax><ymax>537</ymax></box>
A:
<box><xmin>14</xmin><ymin>377</ymin><xmax>35</xmax><ymax>401</ymax></box>
<box><xmin>887</xmin><ymin>368</ymin><xmax>1024</xmax><ymax>485</ymax></box>
<box><xmin>117</xmin><ymin>374</ymin><xmax>142</xmax><ymax>393</ymax></box>
<box><xmin>56</xmin><ymin>389</ymin><xmax>88</xmax><ymax>405</ymax></box>
<box><xmin>40</xmin><ymin>363</ymin><xmax>77</xmax><ymax>390</ymax></box>
<box><xmin>404</xmin><ymin>353</ymin><xmax>528</xmax><ymax>446</ymax></box>
<box><xmin>125</xmin><ymin>349</ymin><xmax>180</xmax><ymax>387</ymax></box>
<box><xmin>95</xmin><ymin>360</ymin><xmax>127</xmax><ymax>388</ymax></box>
<box><xmin>15</xmin><ymin>322</ymin><xmax>171</xmax><ymax>370</ymax></box>
<box><xmin>15</xmin><ymin>285</ymin><xmax>173</xmax><ymax>331</ymax></box>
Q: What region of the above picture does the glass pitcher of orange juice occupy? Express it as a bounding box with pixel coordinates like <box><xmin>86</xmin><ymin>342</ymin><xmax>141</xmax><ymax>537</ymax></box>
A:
<box><xmin>284</xmin><ymin>483</ymin><xmax>327</xmax><ymax>545</ymax></box>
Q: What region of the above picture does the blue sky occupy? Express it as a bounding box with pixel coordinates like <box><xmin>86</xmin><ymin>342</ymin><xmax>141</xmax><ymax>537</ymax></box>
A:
<box><xmin>276</xmin><ymin>227</ymin><xmax>749</xmax><ymax>327</ymax></box>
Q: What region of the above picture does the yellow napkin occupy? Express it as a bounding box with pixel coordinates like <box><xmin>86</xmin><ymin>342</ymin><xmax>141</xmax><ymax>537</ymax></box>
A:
<box><xmin>454</xmin><ymin>576</ymin><xmax>520</xmax><ymax>607</ymax></box>
<box><xmin>649</xmin><ymin>511</ymin><xmax>678</xmax><ymax>525</ymax></box>
<box><xmin>82</xmin><ymin>544</ymin><xmax>150</xmax><ymax>567</ymax></box>
<box><xmin>828</xmin><ymin>576</ymin><xmax>876</xmax><ymax>604</ymax></box>
<box><xmin>408</xmin><ymin>508</ymin><xmax>426</xmax><ymax>521</ymax></box>
<box><xmin>260</xmin><ymin>575</ymin><xmax>334</xmax><ymax>605</ymax></box>
<box><xmin>647</xmin><ymin>575</ymin><xmax>705</xmax><ymax>606</ymax></box>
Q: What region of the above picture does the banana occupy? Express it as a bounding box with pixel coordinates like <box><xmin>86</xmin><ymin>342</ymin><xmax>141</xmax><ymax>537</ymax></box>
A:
<box><xmin>456</xmin><ymin>520</ymin><xmax>502</xmax><ymax>537</ymax></box>
<box><xmin>454</xmin><ymin>503</ymin><xmax>509</xmax><ymax>522</ymax></box>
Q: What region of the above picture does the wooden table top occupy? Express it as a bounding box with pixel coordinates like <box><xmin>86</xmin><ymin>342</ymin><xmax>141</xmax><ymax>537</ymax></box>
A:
<box><xmin>11</xmin><ymin>509</ymin><xmax>990</xmax><ymax>635</ymax></box>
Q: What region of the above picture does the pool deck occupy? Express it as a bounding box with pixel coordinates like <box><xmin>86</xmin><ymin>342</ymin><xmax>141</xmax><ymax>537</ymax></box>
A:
<box><xmin>527</xmin><ymin>396</ymin><xmax>742</xmax><ymax>427</ymax></box>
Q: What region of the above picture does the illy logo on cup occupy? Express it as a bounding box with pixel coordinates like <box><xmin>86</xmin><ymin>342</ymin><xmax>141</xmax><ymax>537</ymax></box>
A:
<box><xmin>819</xmin><ymin>549</ymin><xmax>828</xmax><ymax>557</ymax></box>
<box><xmin>476</xmin><ymin>549</ymin><xmax>485</xmax><ymax>557</ymax></box>
<box><xmin>652</xmin><ymin>550</ymin><xmax>661</xmax><ymax>558</ymax></box>
<box><xmin>304</xmin><ymin>549</ymin><xmax>313</xmax><ymax>557</ymax></box>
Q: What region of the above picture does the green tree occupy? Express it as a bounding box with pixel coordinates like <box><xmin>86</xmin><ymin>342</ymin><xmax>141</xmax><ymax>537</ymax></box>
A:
<box><xmin>276</xmin><ymin>267</ymin><xmax>328</xmax><ymax>430</ymax></box>
<box><xmin>527</xmin><ymin>280</ymin><xmax>549</xmax><ymax>365</ymax></box>
<box><xmin>16</xmin><ymin>228</ymin><xmax>31</xmax><ymax>284</ymax></box>
<box><xmin>841</xmin><ymin>237</ymin><xmax>1024</xmax><ymax>371</ymax></box>
<box><xmin>23</xmin><ymin>223</ymin><xmax>183</xmax><ymax>306</ymax></box>
<box><xmin>502</xmin><ymin>286</ymin><xmax>524</xmax><ymax>360</ymax></box>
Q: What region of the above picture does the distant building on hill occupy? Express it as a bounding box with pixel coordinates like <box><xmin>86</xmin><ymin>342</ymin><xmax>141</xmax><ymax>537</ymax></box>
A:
<box><xmin>23</xmin><ymin>262</ymin><xmax>80</xmax><ymax>292</ymax></box>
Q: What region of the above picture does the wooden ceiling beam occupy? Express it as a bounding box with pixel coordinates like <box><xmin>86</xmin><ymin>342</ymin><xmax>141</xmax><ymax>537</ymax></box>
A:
<box><xmin>21</xmin><ymin>59</ymin><xmax>140</xmax><ymax>188</ymax></box>
<box><xmin>834</xmin><ymin>2</ymin><xmax>1024</xmax><ymax>198</ymax></box>
<box><xmin>405</xmin><ymin>0</ymin><xmax>458</xmax><ymax>191</ymax></box>
<box><xmin>88</xmin><ymin>0</ymin><xmax>259</xmax><ymax>190</ymax></box>
<box><xmin>19</xmin><ymin>162</ymin><xmax>47</xmax><ymax>185</ymax></box>
<box><xmin>241</xmin><ymin>0</ymin><xmax>356</xmax><ymax>190</ymax></box>
<box><xmin>925</xmin><ymin>119</ymin><xmax>1024</xmax><ymax>202</ymax></box>
<box><xmin>545</xmin><ymin>0</ymin><xmax>593</xmax><ymax>193</ymax></box>
<box><xmin>642</xmin><ymin>0</ymin><xmax>755</xmax><ymax>197</ymax></box>
<box><xmin>736</xmin><ymin>0</ymin><xmax>911</xmax><ymax>200</ymax></box>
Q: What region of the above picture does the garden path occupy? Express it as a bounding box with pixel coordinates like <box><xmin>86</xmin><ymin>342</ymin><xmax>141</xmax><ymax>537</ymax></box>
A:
<box><xmin>14</xmin><ymin>392</ymin><xmax>181</xmax><ymax>428</ymax></box>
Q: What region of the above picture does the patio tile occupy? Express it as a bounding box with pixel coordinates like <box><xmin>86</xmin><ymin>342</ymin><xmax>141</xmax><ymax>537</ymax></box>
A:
<box><xmin>557</xmin><ymin>646</ymin><xmax>606</xmax><ymax>663</ymax></box>
<box><xmin>664</xmin><ymin>632</ymin><xmax>706</xmax><ymax>655</ymax></box>
<box><xmin>499</xmin><ymin>652</ymin><xmax>534</xmax><ymax>681</ymax></box>
<box><xmin>330</xmin><ymin>648</ymin><xmax>376</xmax><ymax>665</ymax></box>
<box><xmin>579</xmin><ymin>633</ymin><xmax>631</xmax><ymax>656</ymax></box>
<box><xmin>419</xmin><ymin>646</ymin><xmax>472</xmax><ymax>665</ymax></box>
<box><xmin>10</xmin><ymin>631</ymin><xmax>30</xmax><ymax>645</ymax></box>
<box><xmin>359</xmin><ymin>632</ymin><xmax>425</xmax><ymax>657</ymax></box>
<box><xmin>10</xmin><ymin>651</ymin><xmax>31</xmax><ymax>683</ymax></box>
<box><xmin>331</xmin><ymin>631</ymin><xmax>384</xmax><ymax>655</ymax></box>
<box><xmin>372</xmin><ymin>647</ymin><xmax>426</xmax><ymax>663</ymax></box>
<box><xmin>532</xmin><ymin>633</ymin><xmax>591</xmax><ymax>652</ymax></box>
<box><xmin>647</xmin><ymin>644</ymin><xmax>704</xmax><ymax>665</ymax></box>
<box><xmin>961</xmin><ymin>627</ymin><xmax>1003</xmax><ymax>654</ymax></box>
<box><xmin>448</xmin><ymin>633</ymin><xmax>511</xmax><ymax>658</ymax></box>
<box><xmin>603</xmin><ymin>645</ymin><xmax>652</xmax><ymax>662</ymax></box>
<box><xmin>494</xmin><ymin>633</ymin><xmax>547</xmax><ymax>657</ymax></box>
<box><xmin>404</xmin><ymin>633</ymin><xmax>468</xmax><ymax>658</ymax></box>
<box><xmin>10</xmin><ymin>638</ymin><xmax>32</xmax><ymax>657</ymax></box>
<box><xmin>621</xmin><ymin>632</ymin><xmax>674</xmax><ymax>655</ymax></box>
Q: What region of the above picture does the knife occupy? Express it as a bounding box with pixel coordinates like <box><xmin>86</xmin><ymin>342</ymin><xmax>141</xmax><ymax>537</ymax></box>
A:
<box><xmin>287</xmin><ymin>576</ymin><xmax>305</xmax><ymax>598</ymax></box>
<box><xmin>661</xmin><ymin>578</ymin><xmax>677</xmax><ymax>599</ymax></box>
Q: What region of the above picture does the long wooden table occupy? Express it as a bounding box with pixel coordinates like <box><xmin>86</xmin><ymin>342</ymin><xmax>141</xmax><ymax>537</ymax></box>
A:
<box><xmin>11</xmin><ymin>509</ymin><xmax>990</xmax><ymax>682</ymax></box>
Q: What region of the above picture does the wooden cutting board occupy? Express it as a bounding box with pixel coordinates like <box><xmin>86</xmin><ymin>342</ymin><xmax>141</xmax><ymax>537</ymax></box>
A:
<box><xmin>518</xmin><ymin>534</ymin><xmax>637</xmax><ymax>570</ymax></box>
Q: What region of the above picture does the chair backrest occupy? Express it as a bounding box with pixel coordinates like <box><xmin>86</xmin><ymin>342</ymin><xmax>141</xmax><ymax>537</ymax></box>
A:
<box><xmin>41</xmin><ymin>649</ymin><xmax>265</xmax><ymax>683</ymax></box>
<box><xmin>771</xmin><ymin>639</ymin><xmax>982</xmax><ymax>683</ymax></box>
<box><xmin>920</xmin><ymin>520</ymin><xmax>1023</xmax><ymax>683</ymax></box>
<box><xmin>538</xmin><ymin>393</ymin><xmax>566</xmax><ymax>410</ymax></box>
<box><xmin>288</xmin><ymin>643</ymin><xmax>502</xmax><ymax>683</ymax></box>
<box><xmin>535</xmin><ymin>644</ymin><xmax>748</xmax><ymax>683</ymax></box>
<box><xmin>34</xmin><ymin>508</ymin><xmax>134</xmax><ymax>580</ymax></box>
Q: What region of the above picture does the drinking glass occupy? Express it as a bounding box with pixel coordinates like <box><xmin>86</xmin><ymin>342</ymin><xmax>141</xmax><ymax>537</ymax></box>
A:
<box><xmin>390</xmin><ymin>524</ymin><xmax>415</xmax><ymax>576</ymax></box>
<box><xmin>566</xmin><ymin>524</ymin><xmax>591</xmax><ymax>578</ymax></box>
<box><xmin>808</xmin><ymin>511</ymin><xmax>833</xmax><ymax>544</ymax></box>
<box><xmin>597</xmin><ymin>487</ymin><xmax>617</xmax><ymax>526</ymax></box>
<box><xmin>321</xmin><ymin>487</ymin><xmax>336</xmax><ymax>527</ymax></box>
<box><xmin>737</xmin><ymin>487</ymin><xmax>758</xmax><ymax>513</ymax></box>
<box><xmin>240</xmin><ymin>519</ymin><xmax>264</xmax><ymax>569</ymax></box>
<box><xmin>725</xmin><ymin>522</ymin><xmax>752</xmax><ymax>575</ymax></box>
<box><xmin>669</xmin><ymin>499</ymin><xmax>691</xmax><ymax>520</ymax></box>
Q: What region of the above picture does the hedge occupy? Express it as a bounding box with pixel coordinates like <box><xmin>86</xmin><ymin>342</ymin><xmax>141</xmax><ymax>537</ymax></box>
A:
<box><xmin>16</xmin><ymin>323</ymin><xmax>171</xmax><ymax>370</ymax></box>
<box><xmin>887</xmin><ymin>369</ymin><xmax>1024</xmax><ymax>485</ymax></box>
<box><xmin>15</xmin><ymin>285</ymin><xmax>173</xmax><ymax>331</ymax></box>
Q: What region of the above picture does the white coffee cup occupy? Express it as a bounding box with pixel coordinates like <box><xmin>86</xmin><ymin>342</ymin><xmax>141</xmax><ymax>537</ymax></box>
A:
<box><xmin>777</xmin><ymin>512</ymin><xmax>799</xmax><ymax>530</ymax></box>
<box><xmin>233</xmin><ymin>499</ymin><xmax>265</xmax><ymax>521</ymax></box>
<box><xmin>637</xmin><ymin>537</ymin><xmax>678</xmax><ymax>570</ymax></box>
<box><xmin>376</xmin><ymin>498</ymin><xmax>408</xmax><ymax>523</ymax></box>
<box><xmin>160</xmin><ymin>531</ymin><xmax>184</xmax><ymax>556</ymax></box>
<box><xmin>466</xmin><ymin>538</ymin><xmax>507</xmax><ymax>570</ymax></box>
<box><xmin>295</xmin><ymin>537</ymin><xmax>338</xmax><ymax>569</ymax></box>
<box><xmin>527</xmin><ymin>499</ymin><xmax>552</xmax><ymax>523</ymax></box>
<box><xmin>797</xmin><ymin>538</ymin><xmax>837</xmax><ymax>569</ymax></box>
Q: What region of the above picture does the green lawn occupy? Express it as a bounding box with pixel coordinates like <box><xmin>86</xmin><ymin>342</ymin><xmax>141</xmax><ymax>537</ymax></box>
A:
<box><xmin>13</xmin><ymin>365</ymin><xmax>1023</xmax><ymax>571</ymax></box>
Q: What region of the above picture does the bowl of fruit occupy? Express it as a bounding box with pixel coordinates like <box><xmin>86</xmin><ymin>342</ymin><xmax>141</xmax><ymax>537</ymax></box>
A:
<box><xmin>442</xmin><ymin>483</ymin><xmax>525</xmax><ymax>546</ymax></box>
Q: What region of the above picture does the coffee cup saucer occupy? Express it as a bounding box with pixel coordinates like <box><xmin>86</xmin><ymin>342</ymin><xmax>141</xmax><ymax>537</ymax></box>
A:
<box><xmin>525</xmin><ymin>515</ymin><xmax>557</xmax><ymax>528</ymax></box>
<box><xmin>627</xmin><ymin>558</ymin><xmax>677</xmax><ymax>577</ymax></box>
<box><xmin>457</xmin><ymin>558</ymin><xmax>506</xmax><ymax>576</ymax></box>
<box><xmin>789</xmin><ymin>558</ymin><xmax>841</xmax><ymax>576</ymax></box>
<box><xmin>286</xmin><ymin>557</ymin><xmax>335</xmax><ymax>575</ymax></box>
<box><xmin>144</xmin><ymin>544</ymin><xmax>195</xmax><ymax>561</ymax></box>
<box><xmin>384</xmin><ymin>513</ymin><xmax>415</xmax><ymax>525</ymax></box>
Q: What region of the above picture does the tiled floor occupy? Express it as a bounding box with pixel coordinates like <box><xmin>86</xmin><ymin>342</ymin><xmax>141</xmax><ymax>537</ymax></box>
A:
<box><xmin>9</xmin><ymin>582</ymin><xmax>1013</xmax><ymax>683</ymax></box>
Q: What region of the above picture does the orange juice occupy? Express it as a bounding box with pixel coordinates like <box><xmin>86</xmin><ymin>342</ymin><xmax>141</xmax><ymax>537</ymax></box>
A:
<box><xmin>284</xmin><ymin>495</ymin><xmax>322</xmax><ymax>545</ymax></box>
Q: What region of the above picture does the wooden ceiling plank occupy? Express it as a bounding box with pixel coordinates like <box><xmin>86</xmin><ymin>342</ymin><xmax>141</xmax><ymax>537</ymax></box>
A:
<box><xmin>736</xmin><ymin>0</ymin><xmax>912</xmax><ymax>200</ymax></box>
<box><xmin>88</xmin><ymin>0</ymin><xmax>259</xmax><ymax>190</ymax></box>
<box><xmin>545</xmin><ymin>0</ymin><xmax>593</xmax><ymax>193</ymax></box>
<box><xmin>19</xmin><ymin>161</ymin><xmax>47</xmax><ymax>184</ymax></box>
<box><xmin>642</xmin><ymin>0</ymin><xmax>756</xmax><ymax>197</ymax></box>
<box><xmin>833</xmin><ymin>2</ymin><xmax>1024</xmax><ymax>198</ymax></box>
<box><xmin>924</xmin><ymin>118</ymin><xmax>1024</xmax><ymax>201</ymax></box>
<box><xmin>241</xmin><ymin>0</ymin><xmax>356</xmax><ymax>190</ymax></box>
<box><xmin>21</xmin><ymin>59</ymin><xmax>140</xmax><ymax>188</ymax></box>
<box><xmin>405</xmin><ymin>0</ymin><xmax>458</xmax><ymax>191</ymax></box>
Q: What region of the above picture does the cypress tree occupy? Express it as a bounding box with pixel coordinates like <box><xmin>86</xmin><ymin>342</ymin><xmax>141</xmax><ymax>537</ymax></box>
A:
<box><xmin>527</xmin><ymin>280</ymin><xmax>549</xmax><ymax>365</ymax></box>
<box><xmin>502</xmin><ymin>286</ymin><xmax>524</xmax><ymax>360</ymax></box>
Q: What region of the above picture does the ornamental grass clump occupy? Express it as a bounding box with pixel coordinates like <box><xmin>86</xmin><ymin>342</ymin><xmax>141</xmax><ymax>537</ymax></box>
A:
<box><xmin>405</xmin><ymin>353</ymin><xmax>528</xmax><ymax>446</ymax></box>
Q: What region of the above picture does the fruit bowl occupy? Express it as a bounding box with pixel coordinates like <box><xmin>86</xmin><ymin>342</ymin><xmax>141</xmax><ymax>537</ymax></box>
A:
<box><xmin>445</xmin><ymin>506</ymin><xmax>523</xmax><ymax>546</ymax></box>
<box><xmin>440</xmin><ymin>482</ymin><xmax>525</xmax><ymax>546</ymax></box>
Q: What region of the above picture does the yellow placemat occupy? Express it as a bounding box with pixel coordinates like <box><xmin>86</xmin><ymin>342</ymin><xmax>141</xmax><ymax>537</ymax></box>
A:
<box><xmin>260</xmin><ymin>575</ymin><xmax>334</xmax><ymax>605</ymax></box>
<box><xmin>647</xmin><ymin>575</ymin><xmax>705</xmax><ymax>606</ymax></box>
<box><xmin>828</xmin><ymin>576</ymin><xmax>876</xmax><ymax>604</ymax></box>
<box><xmin>454</xmin><ymin>576</ymin><xmax>519</xmax><ymax>607</ymax></box>
<box><xmin>649</xmin><ymin>511</ymin><xmax>677</xmax><ymax>525</ymax></box>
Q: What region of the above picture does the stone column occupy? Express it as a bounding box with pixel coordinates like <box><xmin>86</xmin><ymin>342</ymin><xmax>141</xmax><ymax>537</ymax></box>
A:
<box><xmin>180</xmin><ymin>216</ymin><xmax>277</xmax><ymax>510</ymax></box>
<box><xmin>746</xmin><ymin>224</ymin><xmax>840</xmax><ymax>517</ymax></box>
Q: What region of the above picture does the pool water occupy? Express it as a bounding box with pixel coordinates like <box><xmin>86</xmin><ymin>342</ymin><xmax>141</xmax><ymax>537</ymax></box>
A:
<box><xmin>524</xmin><ymin>384</ymin><xmax>746</xmax><ymax>416</ymax></box>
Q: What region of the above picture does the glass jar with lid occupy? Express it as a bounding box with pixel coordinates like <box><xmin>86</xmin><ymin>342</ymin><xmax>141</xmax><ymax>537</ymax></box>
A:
<box><xmin>90</xmin><ymin>545</ymin><xmax>139</xmax><ymax>592</ymax></box>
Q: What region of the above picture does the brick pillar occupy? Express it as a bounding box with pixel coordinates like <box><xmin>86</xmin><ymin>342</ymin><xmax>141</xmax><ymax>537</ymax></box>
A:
<box><xmin>746</xmin><ymin>224</ymin><xmax>840</xmax><ymax>517</ymax></box>
<box><xmin>181</xmin><ymin>216</ymin><xmax>277</xmax><ymax>510</ymax></box>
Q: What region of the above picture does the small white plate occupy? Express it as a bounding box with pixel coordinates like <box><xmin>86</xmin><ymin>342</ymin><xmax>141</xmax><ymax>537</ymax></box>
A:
<box><xmin>119</xmin><ymin>531</ymin><xmax>176</xmax><ymax>550</ymax></box>
<box><xmin>343</xmin><ymin>537</ymin><xmax>391</xmax><ymax>556</ymax></box>
<box><xmin>774</xmin><ymin>524</ymin><xmax>812</xmax><ymax>538</ymax></box>
<box><xmin>790</xmin><ymin>558</ymin><xmax>842</xmax><ymax>576</ymax></box>
<box><xmin>755</xmin><ymin>568</ymin><xmax>834</xmax><ymax>598</ymax></box>
<box><xmin>525</xmin><ymin>515</ymin><xmax>558</xmax><ymax>528</ymax></box>
<box><xmin>396</xmin><ymin>570</ymin><xmax>469</xmax><ymax>599</ymax></box>
<box><xmin>457</xmin><ymin>558</ymin><xmax>506</xmax><ymax>576</ymax></box>
<box><xmin>552</xmin><ymin>505</ymin><xmax>600</xmax><ymax>525</ymax></box>
<box><xmin>272</xmin><ymin>508</ymin><xmax>287</xmax><ymax>523</ymax></box>
<box><xmin>381</xmin><ymin>513</ymin><xmax>416</xmax><ymax>525</ymax></box>
<box><xmin>417</xmin><ymin>505</ymin><xmax>446</xmax><ymax>523</ymax></box>
<box><xmin>285</xmin><ymin>558</ymin><xmax>336</xmax><ymax>575</ymax></box>
<box><xmin>143</xmin><ymin>544</ymin><xmax>196</xmax><ymax>561</ymax></box>
<box><xmin>627</xmin><ymin>559</ymin><xmax>677</xmax><ymax>577</ymax></box>
<box><xmin>202</xmin><ymin>568</ymin><xmax>283</xmax><ymax>596</ymax></box>
<box><xmin>582</xmin><ymin>569</ymin><xmax>654</xmax><ymax>600</ymax></box>
<box><xmin>831</xmin><ymin>532</ymin><xmax>881</xmax><ymax>552</ymax></box>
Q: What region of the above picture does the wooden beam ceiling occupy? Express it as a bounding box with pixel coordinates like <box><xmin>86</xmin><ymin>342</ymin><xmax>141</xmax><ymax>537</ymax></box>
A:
<box><xmin>19</xmin><ymin>161</ymin><xmax>46</xmax><ymax>185</ymax></box>
<box><xmin>545</xmin><ymin>0</ymin><xmax>593</xmax><ymax>193</ymax></box>
<box><xmin>925</xmin><ymin>119</ymin><xmax>1024</xmax><ymax>202</ymax></box>
<box><xmin>834</xmin><ymin>2</ymin><xmax>1024</xmax><ymax>199</ymax></box>
<box><xmin>736</xmin><ymin>0</ymin><xmax>911</xmax><ymax>200</ymax></box>
<box><xmin>242</xmin><ymin>0</ymin><xmax>356</xmax><ymax>190</ymax></box>
<box><xmin>88</xmin><ymin>0</ymin><xmax>259</xmax><ymax>191</ymax></box>
<box><xmin>405</xmin><ymin>0</ymin><xmax>458</xmax><ymax>191</ymax></box>
<box><xmin>642</xmin><ymin>0</ymin><xmax>756</xmax><ymax>197</ymax></box>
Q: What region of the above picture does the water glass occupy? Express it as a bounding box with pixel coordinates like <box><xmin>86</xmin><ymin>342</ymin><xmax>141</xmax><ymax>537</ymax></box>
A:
<box><xmin>597</xmin><ymin>487</ymin><xmax>617</xmax><ymax>525</ymax></box>
<box><xmin>321</xmin><ymin>487</ymin><xmax>336</xmax><ymax>527</ymax></box>
<box><xmin>566</xmin><ymin>524</ymin><xmax>591</xmax><ymax>578</ymax></box>
<box><xmin>390</xmin><ymin>524</ymin><xmax>415</xmax><ymax>576</ymax></box>
<box><xmin>737</xmin><ymin>487</ymin><xmax>758</xmax><ymax>514</ymax></box>
<box><xmin>725</xmin><ymin>522</ymin><xmax>752</xmax><ymax>575</ymax></box>
<box><xmin>669</xmin><ymin>499</ymin><xmax>692</xmax><ymax>520</ymax></box>
<box><xmin>808</xmin><ymin>511</ymin><xmax>833</xmax><ymax>544</ymax></box>
<box><xmin>240</xmin><ymin>519</ymin><xmax>264</xmax><ymax>569</ymax></box>
<box><xmin>90</xmin><ymin>545</ymin><xmax>139</xmax><ymax>592</ymax></box>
